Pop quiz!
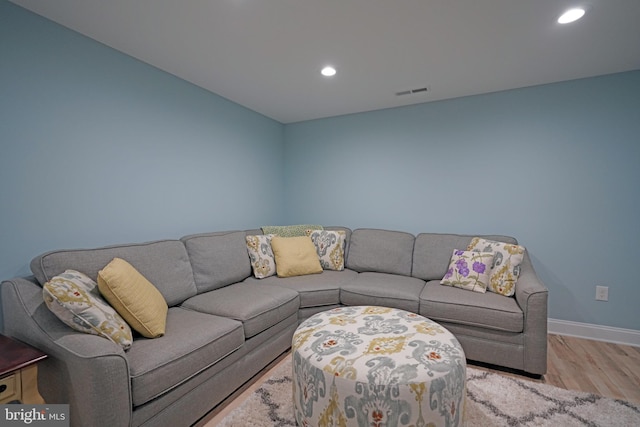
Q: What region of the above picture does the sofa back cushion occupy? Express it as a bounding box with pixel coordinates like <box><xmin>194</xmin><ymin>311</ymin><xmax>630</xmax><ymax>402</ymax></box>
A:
<box><xmin>181</xmin><ymin>230</ymin><xmax>252</xmax><ymax>293</ymax></box>
<box><xmin>412</xmin><ymin>233</ymin><xmax>517</xmax><ymax>281</ymax></box>
<box><xmin>346</xmin><ymin>228</ymin><xmax>415</xmax><ymax>276</ymax></box>
<box><xmin>31</xmin><ymin>240</ymin><xmax>197</xmax><ymax>307</ymax></box>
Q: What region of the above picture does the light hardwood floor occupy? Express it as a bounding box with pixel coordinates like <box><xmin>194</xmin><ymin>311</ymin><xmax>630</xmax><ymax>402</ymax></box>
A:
<box><xmin>544</xmin><ymin>334</ymin><xmax>640</xmax><ymax>403</ymax></box>
<box><xmin>198</xmin><ymin>334</ymin><xmax>640</xmax><ymax>426</ymax></box>
<box><xmin>471</xmin><ymin>334</ymin><xmax>640</xmax><ymax>405</ymax></box>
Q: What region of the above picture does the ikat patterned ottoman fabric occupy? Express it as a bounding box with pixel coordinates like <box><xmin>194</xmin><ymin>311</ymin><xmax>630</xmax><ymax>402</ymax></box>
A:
<box><xmin>292</xmin><ymin>306</ymin><xmax>466</xmax><ymax>427</ymax></box>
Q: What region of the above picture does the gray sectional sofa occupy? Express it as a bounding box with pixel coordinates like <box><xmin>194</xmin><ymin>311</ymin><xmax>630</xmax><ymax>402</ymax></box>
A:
<box><xmin>0</xmin><ymin>226</ymin><xmax>548</xmax><ymax>427</ymax></box>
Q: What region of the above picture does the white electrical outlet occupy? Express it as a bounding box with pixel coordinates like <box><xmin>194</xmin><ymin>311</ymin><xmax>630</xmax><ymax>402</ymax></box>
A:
<box><xmin>595</xmin><ymin>285</ymin><xmax>609</xmax><ymax>301</ymax></box>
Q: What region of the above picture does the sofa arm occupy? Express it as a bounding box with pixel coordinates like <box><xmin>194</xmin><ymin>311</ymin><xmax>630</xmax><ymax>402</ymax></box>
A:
<box><xmin>514</xmin><ymin>252</ymin><xmax>549</xmax><ymax>375</ymax></box>
<box><xmin>1</xmin><ymin>277</ymin><xmax>132</xmax><ymax>427</ymax></box>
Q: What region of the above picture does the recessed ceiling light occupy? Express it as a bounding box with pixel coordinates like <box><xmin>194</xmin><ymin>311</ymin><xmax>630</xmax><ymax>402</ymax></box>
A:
<box><xmin>558</xmin><ymin>8</ymin><xmax>586</xmax><ymax>24</ymax></box>
<box><xmin>321</xmin><ymin>66</ymin><xmax>336</xmax><ymax>77</ymax></box>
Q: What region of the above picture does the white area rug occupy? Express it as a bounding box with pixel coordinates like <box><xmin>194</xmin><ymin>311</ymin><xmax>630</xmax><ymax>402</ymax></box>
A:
<box><xmin>216</xmin><ymin>356</ymin><xmax>640</xmax><ymax>427</ymax></box>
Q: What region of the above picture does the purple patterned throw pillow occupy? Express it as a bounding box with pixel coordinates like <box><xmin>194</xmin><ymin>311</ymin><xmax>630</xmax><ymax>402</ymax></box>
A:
<box><xmin>441</xmin><ymin>249</ymin><xmax>494</xmax><ymax>293</ymax></box>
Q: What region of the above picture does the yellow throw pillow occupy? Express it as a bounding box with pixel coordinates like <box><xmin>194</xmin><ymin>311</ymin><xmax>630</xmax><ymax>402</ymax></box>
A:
<box><xmin>98</xmin><ymin>258</ymin><xmax>168</xmax><ymax>338</ymax></box>
<box><xmin>270</xmin><ymin>236</ymin><xmax>323</xmax><ymax>278</ymax></box>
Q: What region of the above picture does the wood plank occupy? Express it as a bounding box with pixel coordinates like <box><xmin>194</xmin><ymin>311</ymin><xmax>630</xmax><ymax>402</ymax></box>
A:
<box><xmin>545</xmin><ymin>334</ymin><xmax>640</xmax><ymax>405</ymax></box>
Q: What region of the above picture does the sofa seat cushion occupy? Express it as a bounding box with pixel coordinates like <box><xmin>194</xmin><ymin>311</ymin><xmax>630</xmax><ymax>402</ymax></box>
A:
<box><xmin>180</xmin><ymin>282</ymin><xmax>299</xmax><ymax>338</ymax></box>
<box><xmin>126</xmin><ymin>307</ymin><xmax>244</xmax><ymax>407</ymax></box>
<box><xmin>245</xmin><ymin>269</ymin><xmax>358</xmax><ymax>308</ymax></box>
<box><xmin>340</xmin><ymin>272</ymin><xmax>426</xmax><ymax>312</ymax></box>
<box><xmin>419</xmin><ymin>281</ymin><xmax>523</xmax><ymax>333</ymax></box>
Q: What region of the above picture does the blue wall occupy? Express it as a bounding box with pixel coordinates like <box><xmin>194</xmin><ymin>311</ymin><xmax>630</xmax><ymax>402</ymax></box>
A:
<box><xmin>2</xmin><ymin>1</ymin><xmax>639</xmax><ymax>333</ymax></box>
<box><xmin>284</xmin><ymin>71</ymin><xmax>640</xmax><ymax>331</ymax></box>
<box><xmin>0</xmin><ymin>1</ymin><xmax>285</xmax><ymax>329</ymax></box>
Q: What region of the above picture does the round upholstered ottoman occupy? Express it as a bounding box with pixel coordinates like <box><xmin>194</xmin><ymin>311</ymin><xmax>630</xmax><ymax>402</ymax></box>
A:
<box><xmin>292</xmin><ymin>306</ymin><xmax>466</xmax><ymax>427</ymax></box>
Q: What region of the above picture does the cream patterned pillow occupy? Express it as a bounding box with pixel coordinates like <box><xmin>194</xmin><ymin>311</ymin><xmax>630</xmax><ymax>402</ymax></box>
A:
<box><xmin>246</xmin><ymin>234</ymin><xmax>277</xmax><ymax>278</ymax></box>
<box><xmin>441</xmin><ymin>250</ymin><xmax>494</xmax><ymax>293</ymax></box>
<box><xmin>467</xmin><ymin>237</ymin><xmax>525</xmax><ymax>297</ymax></box>
<box><xmin>308</xmin><ymin>230</ymin><xmax>346</xmax><ymax>271</ymax></box>
<box><xmin>43</xmin><ymin>270</ymin><xmax>133</xmax><ymax>349</ymax></box>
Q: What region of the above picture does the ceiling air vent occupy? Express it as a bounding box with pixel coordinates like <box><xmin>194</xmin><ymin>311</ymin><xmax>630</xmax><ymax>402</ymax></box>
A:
<box><xmin>395</xmin><ymin>86</ymin><xmax>430</xmax><ymax>96</ymax></box>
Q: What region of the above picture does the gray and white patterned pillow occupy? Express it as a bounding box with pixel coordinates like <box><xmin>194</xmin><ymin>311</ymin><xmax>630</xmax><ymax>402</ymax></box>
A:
<box><xmin>246</xmin><ymin>234</ymin><xmax>277</xmax><ymax>278</ymax></box>
<box><xmin>308</xmin><ymin>230</ymin><xmax>346</xmax><ymax>271</ymax></box>
<box><xmin>467</xmin><ymin>237</ymin><xmax>525</xmax><ymax>297</ymax></box>
<box><xmin>43</xmin><ymin>269</ymin><xmax>133</xmax><ymax>349</ymax></box>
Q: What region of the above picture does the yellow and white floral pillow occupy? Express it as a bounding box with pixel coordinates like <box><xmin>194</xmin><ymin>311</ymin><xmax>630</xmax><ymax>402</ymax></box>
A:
<box><xmin>246</xmin><ymin>234</ymin><xmax>277</xmax><ymax>278</ymax></box>
<box><xmin>467</xmin><ymin>237</ymin><xmax>525</xmax><ymax>297</ymax></box>
<box><xmin>308</xmin><ymin>230</ymin><xmax>346</xmax><ymax>271</ymax></box>
<box><xmin>43</xmin><ymin>270</ymin><xmax>133</xmax><ymax>349</ymax></box>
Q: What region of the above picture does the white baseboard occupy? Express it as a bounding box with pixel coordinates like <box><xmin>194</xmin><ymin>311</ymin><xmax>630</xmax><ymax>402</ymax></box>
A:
<box><xmin>548</xmin><ymin>318</ymin><xmax>640</xmax><ymax>348</ymax></box>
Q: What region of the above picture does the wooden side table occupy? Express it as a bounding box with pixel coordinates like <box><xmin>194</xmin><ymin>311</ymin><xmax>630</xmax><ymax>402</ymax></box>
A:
<box><xmin>0</xmin><ymin>334</ymin><xmax>48</xmax><ymax>404</ymax></box>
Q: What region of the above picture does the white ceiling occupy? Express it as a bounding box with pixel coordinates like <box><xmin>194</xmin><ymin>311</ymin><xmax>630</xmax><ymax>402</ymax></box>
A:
<box><xmin>10</xmin><ymin>0</ymin><xmax>640</xmax><ymax>124</ymax></box>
